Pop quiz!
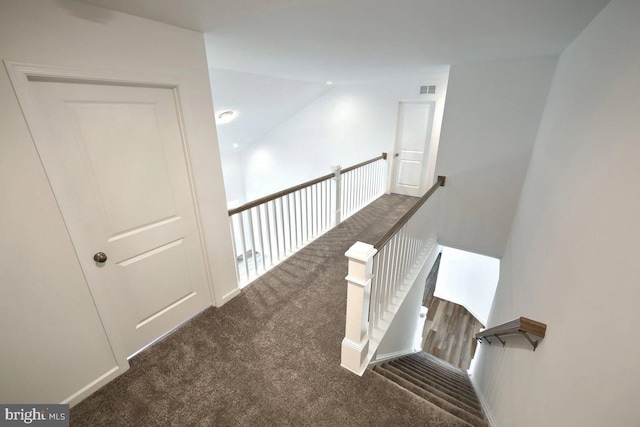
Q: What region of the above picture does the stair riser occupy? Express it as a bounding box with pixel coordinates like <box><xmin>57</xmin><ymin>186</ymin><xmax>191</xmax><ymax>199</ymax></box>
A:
<box><xmin>387</xmin><ymin>362</ymin><xmax>481</xmax><ymax>411</ymax></box>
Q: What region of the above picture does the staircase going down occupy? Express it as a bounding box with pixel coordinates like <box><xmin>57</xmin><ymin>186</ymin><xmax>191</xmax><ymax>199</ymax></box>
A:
<box><xmin>372</xmin><ymin>352</ymin><xmax>488</xmax><ymax>427</ymax></box>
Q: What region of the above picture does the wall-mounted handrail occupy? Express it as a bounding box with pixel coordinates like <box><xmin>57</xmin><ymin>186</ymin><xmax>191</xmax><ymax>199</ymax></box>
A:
<box><xmin>475</xmin><ymin>317</ymin><xmax>547</xmax><ymax>351</ymax></box>
<box><xmin>374</xmin><ymin>175</ymin><xmax>445</xmax><ymax>250</ymax></box>
<box><xmin>228</xmin><ymin>153</ymin><xmax>388</xmax><ymax>286</ymax></box>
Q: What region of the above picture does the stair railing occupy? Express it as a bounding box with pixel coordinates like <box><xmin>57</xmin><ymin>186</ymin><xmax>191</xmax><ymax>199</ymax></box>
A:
<box><xmin>228</xmin><ymin>153</ymin><xmax>388</xmax><ymax>286</ymax></box>
<box><xmin>341</xmin><ymin>176</ymin><xmax>446</xmax><ymax>375</ymax></box>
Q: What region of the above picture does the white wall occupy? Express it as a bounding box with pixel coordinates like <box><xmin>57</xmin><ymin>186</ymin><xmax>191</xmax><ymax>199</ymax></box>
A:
<box><xmin>240</xmin><ymin>74</ymin><xmax>449</xmax><ymax>201</ymax></box>
<box><xmin>435</xmin><ymin>57</ymin><xmax>557</xmax><ymax>258</ymax></box>
<box><xmin>375</xmin><ymin>245</ymin><xmax>441</xmax><ymax>360</ymax></box>
<box><xmin>219</xmin><ymin>149</ymin><xmax>247</xmax><ymax>207</ymax></box>
<box><xmin>211</xmin><ymin>69</ymin><xmax>331</xmax><ymax>205</ymax></box>
<box><xmin>0</xmin><ymin>0</ymin><xmax>237</xmax><ymax>405</ymax></box>
<box><xmin>472</xmin><ymin>1</ymin><xmax>640</xmax><ymax>425</ymax></box>
<box><xmin>434</xmin><ymin>247</ymin><xmax>499</xmax><ymax>326</ymax></box>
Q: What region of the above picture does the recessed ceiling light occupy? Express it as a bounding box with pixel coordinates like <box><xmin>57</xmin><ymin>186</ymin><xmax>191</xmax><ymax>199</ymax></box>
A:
<box><xmin>217</xmin><ymin>110</ymin><xmax>237</xmax><ymax>124</ymax></box>
<box><xmin>232</xmin><ymin>143</ymin><xmax>239</xmax><ymax>148</ymax></box>
<box><xmin>326</xmin><ymin>81</ymin><xmax>333</xmax><ymax>85</ymax></box>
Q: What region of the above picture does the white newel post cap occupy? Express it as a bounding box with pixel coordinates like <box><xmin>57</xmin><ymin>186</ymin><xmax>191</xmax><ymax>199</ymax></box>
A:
<box><xmin>345</xmin><ymin>241</ymin><xmax>377</xmax><ymax>263</ymax></box>
<box><xmin>345</xmin><ymin>242</ymin><xmax>377</xmax><ymax>285</ymax></box>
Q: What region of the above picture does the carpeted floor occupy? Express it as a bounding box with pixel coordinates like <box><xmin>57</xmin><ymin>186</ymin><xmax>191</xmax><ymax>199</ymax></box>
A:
<box><xmin>71</xmin><ymin>194</ymin><xmax>468</xmax><ymax>426</ymax></box>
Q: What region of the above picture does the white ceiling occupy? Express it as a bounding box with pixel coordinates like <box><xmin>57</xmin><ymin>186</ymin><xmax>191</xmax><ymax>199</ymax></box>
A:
<box><xmin>76</xmin><ymin>0</ymin><xmax>610</xmax><ymax>83</ymax></box>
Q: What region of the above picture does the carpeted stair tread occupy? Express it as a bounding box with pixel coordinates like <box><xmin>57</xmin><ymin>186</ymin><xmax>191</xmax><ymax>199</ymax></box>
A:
<box><xmin>387</xmin><ymin>361</ymin><xmax>482</xmax><ymax>411</ymax></box>
<box><xmin>369</xmin><ymin>367</ymin><xmax>476</xmax><ymax>427</ymax></box>
<box><xmin>397</xmin><ymin>357</ymin><xmax>476</xmax><ymax>391</ymax></box>
<box><xmin>407</xmin><ymin>353</ymin><xmax>471</xmax><ymax>381</ymax></box>
<box><xmin>404</xmin><ymin>356</ymin><xmax>475</xmax><ymax>389</ymax></box>
<box><xmin>395</xmin><ymin>358</ymin><xmax>478</xmax><ymax>398</ymax></box>
<box><xmin>389</xmin><ymin>360</ymin><xmax>480</xmax><ymax>409</ymax></box>
<box><xmin>377</xmin><ymin>363</ymin><xmax>484</xmax><ymax>418</ymax></box>
<box><xmin>411</xmin><ymin>352</ymin><xmax>471</xmax><ymax>375</ymax></box>
<box><xmin>412</xmin><ymin>351</ymin><xmax>470</xmax><ymax>371</ymax></box>
<box><xmin>398</xmin><ymin>358</ymin><xmax>476</xmax><ymax>396</ymax></box>
<box><xmin>406</xmin><ymin>353</ymin><xmax>473</xmax><ymax>382</ymax></box>
<box><xmin>373</xmin><ymin>365</ymin><xmax>488</xmax><ymax>427</ymax></box>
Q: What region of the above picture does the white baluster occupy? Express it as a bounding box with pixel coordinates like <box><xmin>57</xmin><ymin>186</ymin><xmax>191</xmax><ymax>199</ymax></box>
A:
<box><xmin>291</xmin><ymin>191</ymin><xmax>298</xmax><ymax>249</ymax></box>
<box><xmin>229</xmin><ymin>217</ymin><xmax>241</xmax><ymax>282</ymax></box>
<box><xmin>238</xmin><ymin>212</ymin><xmax>249</xmax><ymax>280</ymax></box>
<box><xmin>332</xmin><ymin>165</ymin><xmax>342</xmax><ymax>225</ymax></box>
<box><xmin>247</xmin><ymin>208</ymin><xmax>258</xmax><ymax>277</ymax></box>
<box><xmin>256</xmin><ymin>206</ymin><xmax>266</xmax><ymax>272</ymax></box>
<box><xmin>271</xmin><ymin>200</ymin><xmax>280</xmax><ymax>261</ymax></box>
<box><xmin>306</xmin><ymin>187</ymin><xmax>312</xmax><ymax>240</ymax></box>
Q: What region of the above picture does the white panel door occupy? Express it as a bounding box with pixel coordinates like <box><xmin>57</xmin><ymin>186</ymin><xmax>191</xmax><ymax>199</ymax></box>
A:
<box><xmin>390</xmin><ymin>102</ymin><xmax>435</xmax><ymax>197</ymax></box>
<box><xmin>26</xmin><ymin>77</ymin><xmax>212</xmax><ymax>358</ymax></box>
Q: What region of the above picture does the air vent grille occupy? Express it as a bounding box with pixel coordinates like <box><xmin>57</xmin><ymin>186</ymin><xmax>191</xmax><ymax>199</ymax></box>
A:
<box><xmin>420</xmin><ymin>85</ymin><xmax>436</xmax><ymax>95</ymax></box>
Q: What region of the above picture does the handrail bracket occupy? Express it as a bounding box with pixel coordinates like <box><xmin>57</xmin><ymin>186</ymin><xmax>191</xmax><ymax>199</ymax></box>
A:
<box><xmin>519</xmin><ymin>331</ymin><xmax>540</xmax><ymax>351</ymax></box>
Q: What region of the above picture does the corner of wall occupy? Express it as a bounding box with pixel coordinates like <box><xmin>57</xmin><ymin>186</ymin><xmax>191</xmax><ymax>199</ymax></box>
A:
<box><xmin>469</xmin><ymin>368</ymin><xmax>498</xmax><ymax>427</ymax></box>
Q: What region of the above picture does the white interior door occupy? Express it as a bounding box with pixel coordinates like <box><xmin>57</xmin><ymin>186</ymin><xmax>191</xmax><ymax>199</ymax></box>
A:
<box><xmin>24</xmin><ymin>76</ymin><xmax>212</xmax><ymax>359</ymax></box>
<box><xmin>390</xmin><ymin>101</ymin><xmax>435</xmax><ymax>197</ymax></box>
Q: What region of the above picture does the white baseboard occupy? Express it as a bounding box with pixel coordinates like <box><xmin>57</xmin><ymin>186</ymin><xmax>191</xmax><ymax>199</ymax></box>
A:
<box><xmin>219</xmin><ymin>287</ymin><xmax>242</xmax><ymax>306</ymax></box>
<box><xmin>63</xmin><ymin>365</ymin><xmax>124</xmax><ymax>407</ymax></box>
<box><xmin>469</xmin><ymin>373</ymin><xmax>498</xmax><ymax>427</ymax></box>
<box><xmin>373</xmin><ymin>347</ymin><xmax>416</xmax><ymax>364</ymax></box>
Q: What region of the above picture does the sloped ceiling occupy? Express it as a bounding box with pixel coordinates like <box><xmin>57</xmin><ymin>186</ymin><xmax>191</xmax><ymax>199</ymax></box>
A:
<box><xmin>76</xmin><ymin>0</ymin><xmax>610</xmax><ymax>83</ymax></box>
<box><xmin>210</xmin><ymin>69</ymin><xmax>329</xmax><ymax>152</ymax></box>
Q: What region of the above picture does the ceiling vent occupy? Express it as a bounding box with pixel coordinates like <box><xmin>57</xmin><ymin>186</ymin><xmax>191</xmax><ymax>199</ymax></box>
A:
<box><xmin>420</xmin><ymin>85</ymin><xmax>436</xmax><ymax>95</ymax></box>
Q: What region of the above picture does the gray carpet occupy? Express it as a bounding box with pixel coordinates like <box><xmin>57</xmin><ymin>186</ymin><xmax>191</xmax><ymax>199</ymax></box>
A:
<box><xmin>71</xmin><ymin>194</ymin><xmax>469</xmax><ymax>426</ymax></box>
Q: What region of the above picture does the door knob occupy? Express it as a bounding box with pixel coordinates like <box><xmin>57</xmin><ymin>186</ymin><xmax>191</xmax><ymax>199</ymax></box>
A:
<box><xmin>93</xmin><ymin>252</ymin><xmax>108</xmax><ymax>263</ymax></box>
<box><xmin>394</xmin><ymin>153</ymin><xmax>399</xmax><ymax>157</ymax></box>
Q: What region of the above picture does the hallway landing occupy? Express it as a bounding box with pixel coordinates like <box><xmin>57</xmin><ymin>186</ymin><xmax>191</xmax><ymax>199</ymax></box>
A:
<box><xmin>71</xmin><ymin>194</ymin><xmax>468</xmax><ymax>426</ymax></box>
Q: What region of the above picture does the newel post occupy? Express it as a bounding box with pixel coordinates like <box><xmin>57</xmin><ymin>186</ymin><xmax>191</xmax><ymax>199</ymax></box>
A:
<box><xmin>341</xmin><ymin>241</ymin><xmax>377</xmax><ymax>375</ymax></box>
<box><xmin>331</xmin><ymin>165</ymin><xmax>342</xmax><ymax>226</ymax></box>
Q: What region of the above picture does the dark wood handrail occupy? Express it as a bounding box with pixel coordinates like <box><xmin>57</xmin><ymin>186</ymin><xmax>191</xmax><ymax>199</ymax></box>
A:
<box><xmin>475</xmin><ymin>317</ymin><xmax>547</xmax><ymax>351</ymax></box>
<box><xmin>373</xmin><ymin>175</ymin><xmax>446</xmax><ymax>250</ymax></box>
<box><xmin>341</xmin><ymin>153</ymin><xmax>387</xmax><ymax>174</ymax></box>
<box><xmin>228</xmin><ymin>153</ymin><xmax>387</xmax><ymax>216</ymax></box>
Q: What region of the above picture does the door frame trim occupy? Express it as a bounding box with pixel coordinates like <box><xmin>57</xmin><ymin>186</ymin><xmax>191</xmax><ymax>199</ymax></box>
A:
<box><xmin>4</xmin><ymin>60</ymin><xmax>217</xmax><ymax>402</ymax></box>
